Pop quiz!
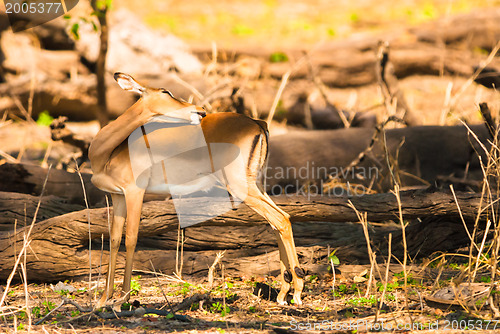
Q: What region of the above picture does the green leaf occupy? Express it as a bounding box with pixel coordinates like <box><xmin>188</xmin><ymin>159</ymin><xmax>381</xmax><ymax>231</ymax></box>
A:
<box><xmin>231</xmin><ymin>24</ymin><xmax>254</xmax><ymax>36</ymax></box>
<box><xmin>36</xmin><ymin>111</ymin><xmax>53</xmax><ymax>127</ymax></box>
<box><xmin>70</xmin><ymin>22</ymin><xmax>80</xmax><ymax>40</ymax></box>
<box><xmin>166</xmin><ymin>313</ymin><xmax>174</xmax><ymax>319</ymax></box>
<box><xmin>330</xmin><ymin>255</ymin><xmax>340</xmax><ymax>265</ymax></box>
<box><xmin>269</xmin><ymin>52</ymin><xmax>288</xmax><ymax>63</ymax></box>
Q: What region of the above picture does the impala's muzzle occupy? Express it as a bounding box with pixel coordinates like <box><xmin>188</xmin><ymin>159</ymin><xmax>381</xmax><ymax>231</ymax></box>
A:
<box><xmin>192</xmin><ymin>110</ymin><xmax>206</xmax><ymax>118</ymax></box>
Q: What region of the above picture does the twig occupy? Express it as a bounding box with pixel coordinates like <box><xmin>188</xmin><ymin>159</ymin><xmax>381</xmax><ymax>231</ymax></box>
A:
<box><xmin>11</xmin><ymin>95</ymin><xmax>36</xmax><ymax>124</ymax></box>
<box><xmin>74</xmin><ymin>159</ymin><xmax>93</xmax><ymax>309</ymax></box>
<box><xmin>148</xmin><ymin>259</ymin><xmax>175</xmax><ymax>314</ymax></box>
<box><xmin>338</xmin><ymin>116</ymin><xmax>405</xmax><ymax>186</ymax></box>
<box><xmin>267</xmin><ymin>70</ymin><xmax>291</xmax><ymax>127</ymax></box>
<box><xmin>374</xmin><ymin>233</ymin><xmax>392</xmax><ymax>324</ymax></box>
<box><xmin>348</xmin><ymin>201</ymin><xmax>380</xmax><ymax>296</ymax></box>
<box><xmin>305</xmin><ymin>54</ymin><xmax>350</xmax><ymax>128</ymax></box>
<box><xmin>450</xmin><ymin>184</ymin><xmax>478</xmax><ymax>251</ymax></box>
<box><xmin>34</xmin><ymin>299</ymin><xmax>65</xmax><ymax>325</ymax></box>
<box><xmin>0</xmin><ymin>165</ymin><xmax>52</xmax><ymax>309</ymax></box>
<box><xmin>20</xmin><ymin>262</ymin><xmax>31</xmax><ymax>331</ymax></box>
<box><xmin>173</xmin><ymin>293</ymin><xmax>211</xmax><ymax>313</ymax></box>
<box><xmin>479</xmin><ymin>102</ymin><xmax>497</xmax><ymax>140</ymax></box>
<box><xmin>0</xmin><ymin>148</ymin><xmax>19</xmax><ymax>163</ymax></box>
<box><xmin>391</xmin><ymin>184</ymin><xmax>410</xmax><ymax>314</ymax></box>
<box><xmin>267</xmin><ymin>55</ymin><xmax>309</xmax><ymax>130</ymax></box>
<box><xmin>175</xmin><ymin>225</ymin><xmax>185</xmax><ymax>279</ymax></box>
<box><xmin>208</xmin><ymin>251</ymin><xmax>226</xmax><ymax>288</ymax></box>
<box><xmin>451</xmin><ymin>41</ymin><xmax>500</xmax><ymax>108</ymax></box>
<box><xmin>375</xmin><ymin>41</ymin><xmax>416</xmax><ymax>125</ymax></box>
<box><xmin>170</xmin><ymin>73</ymin><xmax>206</xmax><ymax>104</ymax></box>
<box><xmin>472</xmin><ymin>219</ymin><xmax>492</xmax><ymax>282</ymax></box>
<box><xmin>94</xmin><ymin>308</ymin><xmax>189</xmax><ymax>321</ymax></box>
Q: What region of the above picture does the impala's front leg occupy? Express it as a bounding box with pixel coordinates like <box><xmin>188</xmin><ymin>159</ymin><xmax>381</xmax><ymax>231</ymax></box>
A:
<box><xmin>121</xmin><ymin>187</ymin><xmax>146</xmax><ymax>300</ymax></box>
<box><xmin>96</xmin><ymin>193</ymin><xmax>127</xmax><ymax>309</ymax></box>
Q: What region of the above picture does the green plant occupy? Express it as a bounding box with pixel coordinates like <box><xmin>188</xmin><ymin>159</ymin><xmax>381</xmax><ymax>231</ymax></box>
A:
<box><xmin>177</xmin><ymin>282</ymin><xmax>192</xmax><ymax>296</ymax></box>
<box><xmin>17</xmin><ymin>311</ymin><xmax>27</xmax><ymax>320</ymax></box>
<box><xmin>190</xmin><ymin>302</ymin><xmax>199</xmax><ymax>311</ymax></box>
<box><xmin>349</xmin><ymin>12</ymin><xmax>360</xmax><ymax>23</ymax></box>
<box><xmin>57</xmin><ymin>289</ymin><xmax>72</xmax><ymax>296</ymax></box>
<box><xmin>71</xmin><ymin>310</ymin><xmax>80</xmax><ymax>317</ymax></box>
<box><xmin>232</xmin><ymin>24</ymin><xmax>254</xmax><ymax>36</ymax></box>
<box><xmin>42</xmin><ymin>301</ymin><xmax>56</xmax><ymax>314</ymax></box>
<box><xmin>385</xmin><ymin>293</ymin><xmax>396</xmax><ymax>302</ymax></box>
<box><xmin>394</xmin><ymin>271</ymin><xmax>417</xmax><ymax>285</ymax></box>
<box><xmin>249</xmin><ymin>306</ymin><xmax>257</xmax><ymax>313</ymax></box>
<box><xmin>31</xmin><ymin>306</ymin><xmax>41</xmax><ymax>318</ymax></box>
<box><xmin>130</xmin><ymin>276</ymin><xmax>141</xmax><ymax>296</ymax></box>
<box><xmin>377</xmin><ymin>281</ymin><xmax>400</xmax><ymax>292</ymax></box>
<box><xmin>210</xmin><ymin>302</ymin><xmax>230</xmax><ymax>316</ymax></box>
<box><xmin>269</xmin><ymin>52</ymin><xmax>288</xmax><ymax>63</ymax></box>
<box><xmin>17</xmin><ymin>323</ymin><xmax>25</xmax><ymax>331</ymax></box>
<box><xmin>121</xmin><ymin>302</ymin><xmax>131</xmax><ymax>310</ymax></box>
<box><xmin>308</xmin><ymin>274</ymin><xmax>318</xmax><ymax>282</ymax></box>
<box><xmin>347</xmin><ymin>295</ymin><xmax>377</xmax><ymax>307</ymax></box>
<box><xmin>327</xmin><ymin>250</ymin><xmax>340</xmax><ymax>271</ymax></box>
<box><xmin>36</xmin><ymin>111</ymin><xmax>53</xmax><ymax>127</ymax></box>
<box><xmin>422</xmin><ymin>3</ymin><xmax>436</xmax><ymax>18</ymax></box>
<box><xmin>479</xmin><ymin>276</ymin><xmax>491</xmax><ymax>283</ymax></box>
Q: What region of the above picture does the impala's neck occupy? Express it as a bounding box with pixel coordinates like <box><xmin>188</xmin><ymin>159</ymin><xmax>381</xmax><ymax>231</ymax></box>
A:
<box><xmin>89</xmin><ymin>101</ymin><xmax>152</xmax><ymax>174</ymax></box>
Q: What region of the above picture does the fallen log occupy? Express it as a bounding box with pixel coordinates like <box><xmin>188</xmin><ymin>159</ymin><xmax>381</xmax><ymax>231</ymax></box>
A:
<box><xmin>267</xmin><ymin>124</ymin><xmax>489</xmax><ymax>193</ymax></box>
<box><xmin>0</xmin><ymin>124</ymin><xmax>489</xmax><ymax>205</ymax></box>
<box><xmin>0</xmin><ymin>189</ymin><xmax>488</xmax><ymax>281</ymax></box>
<box><xmin>263</xmin><ymin>43</ymin><xmax>489</xmax><ymax>87</ymax></box>
<box><xmin>0</xmin><ymin>192</ymin><xmax>84</xmax><ymax>231</ymax></box>
<box><xmin>412</xmin><ymin>9</ymin><xmax>500</xmax><ymax>52</ymax></box>
<box><xmin>0</xmin><ymin>163</ymin><xmax>105</xmax><ymax>206</ymax></box>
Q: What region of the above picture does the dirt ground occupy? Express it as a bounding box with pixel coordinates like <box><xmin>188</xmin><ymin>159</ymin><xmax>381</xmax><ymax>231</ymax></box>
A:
<box><xmin>2</xmin><ymin>265</ymin><xmax>499</xmax><ymax>333</ymax></box>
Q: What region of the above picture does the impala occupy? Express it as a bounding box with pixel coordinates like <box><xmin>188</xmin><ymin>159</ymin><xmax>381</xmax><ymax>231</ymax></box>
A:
<box><xmin>89</xmin><ymin>72</ymin><xmax>304</xmax><ymax>308</ymax></box>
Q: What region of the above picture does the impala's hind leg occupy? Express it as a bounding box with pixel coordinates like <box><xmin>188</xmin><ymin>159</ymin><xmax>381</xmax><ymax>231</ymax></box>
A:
<box><xmin>242</xmin><ymin>186</ymin><xmax>304</xmax><ymax>305</ymax></box>
<box><xmin>96</xmin><ymin>193</ymin><xmax>126</xmax><ymax>309</ymax></box>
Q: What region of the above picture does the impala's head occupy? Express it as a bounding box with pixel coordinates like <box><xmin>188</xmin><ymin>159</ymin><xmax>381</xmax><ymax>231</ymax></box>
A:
<box><xmin>114</xmin><ymin>72</ymin><xmax>205</xmax><ymax>123</ymax></box>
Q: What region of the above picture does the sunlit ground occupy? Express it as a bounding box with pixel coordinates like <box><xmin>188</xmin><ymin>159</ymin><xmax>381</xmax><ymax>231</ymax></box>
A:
<box><xmin>116</xmin><ymin>0</ymin><xmax>499</xmax><ymax>49</ymax></box>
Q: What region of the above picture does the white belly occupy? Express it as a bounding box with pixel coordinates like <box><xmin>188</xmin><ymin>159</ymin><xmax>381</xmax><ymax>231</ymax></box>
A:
<box><xmin>145</xmin><ymin>173</ymin><xmax>218</xmax><ymax>195</ymax></box>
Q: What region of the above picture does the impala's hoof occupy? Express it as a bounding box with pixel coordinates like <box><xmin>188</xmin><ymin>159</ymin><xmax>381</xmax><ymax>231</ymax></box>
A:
<box><xmin>277</xmin><ymin>299</ymin><xmax>288</xmax><ymax>306</ymax></box>
<box><xmin>294</xmin><ymin>266</ymin><xmax>305</xmax><ymax>278</ymax></box>
<box><xmin>277</xmin><ymin>291</ymin><xmax>288</xmax><ymax>305</ymax></box>
<box><xmin>283</xmin><ymin>270</ymin><xmax>293</xmax><ymax>283</ymax></box>
<box><xmin>292</xmin><ymin>293</ymin><xmax>303</xmax><ymax>306</ymax></box>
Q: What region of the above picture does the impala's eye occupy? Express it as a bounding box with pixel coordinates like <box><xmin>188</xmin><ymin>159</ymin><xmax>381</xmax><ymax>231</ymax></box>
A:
<box><xmin>161</xmin><ymin>89</ymin><xmax>174</xmax><ymax>98</ymax></box>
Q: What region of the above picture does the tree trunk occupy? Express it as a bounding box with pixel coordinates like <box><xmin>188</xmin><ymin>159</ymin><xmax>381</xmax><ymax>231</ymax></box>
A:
<box><xmin>0</xmin><ymin>190</ymin><xmax>487</xmax><ymax>281</ymax></box>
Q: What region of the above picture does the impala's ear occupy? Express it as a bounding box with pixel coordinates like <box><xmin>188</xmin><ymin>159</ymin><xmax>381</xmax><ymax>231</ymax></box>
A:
<box><xmin>114</xmin><ymin>72</ymin><xmax>145</xmax><ymax>95</ymax></box>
